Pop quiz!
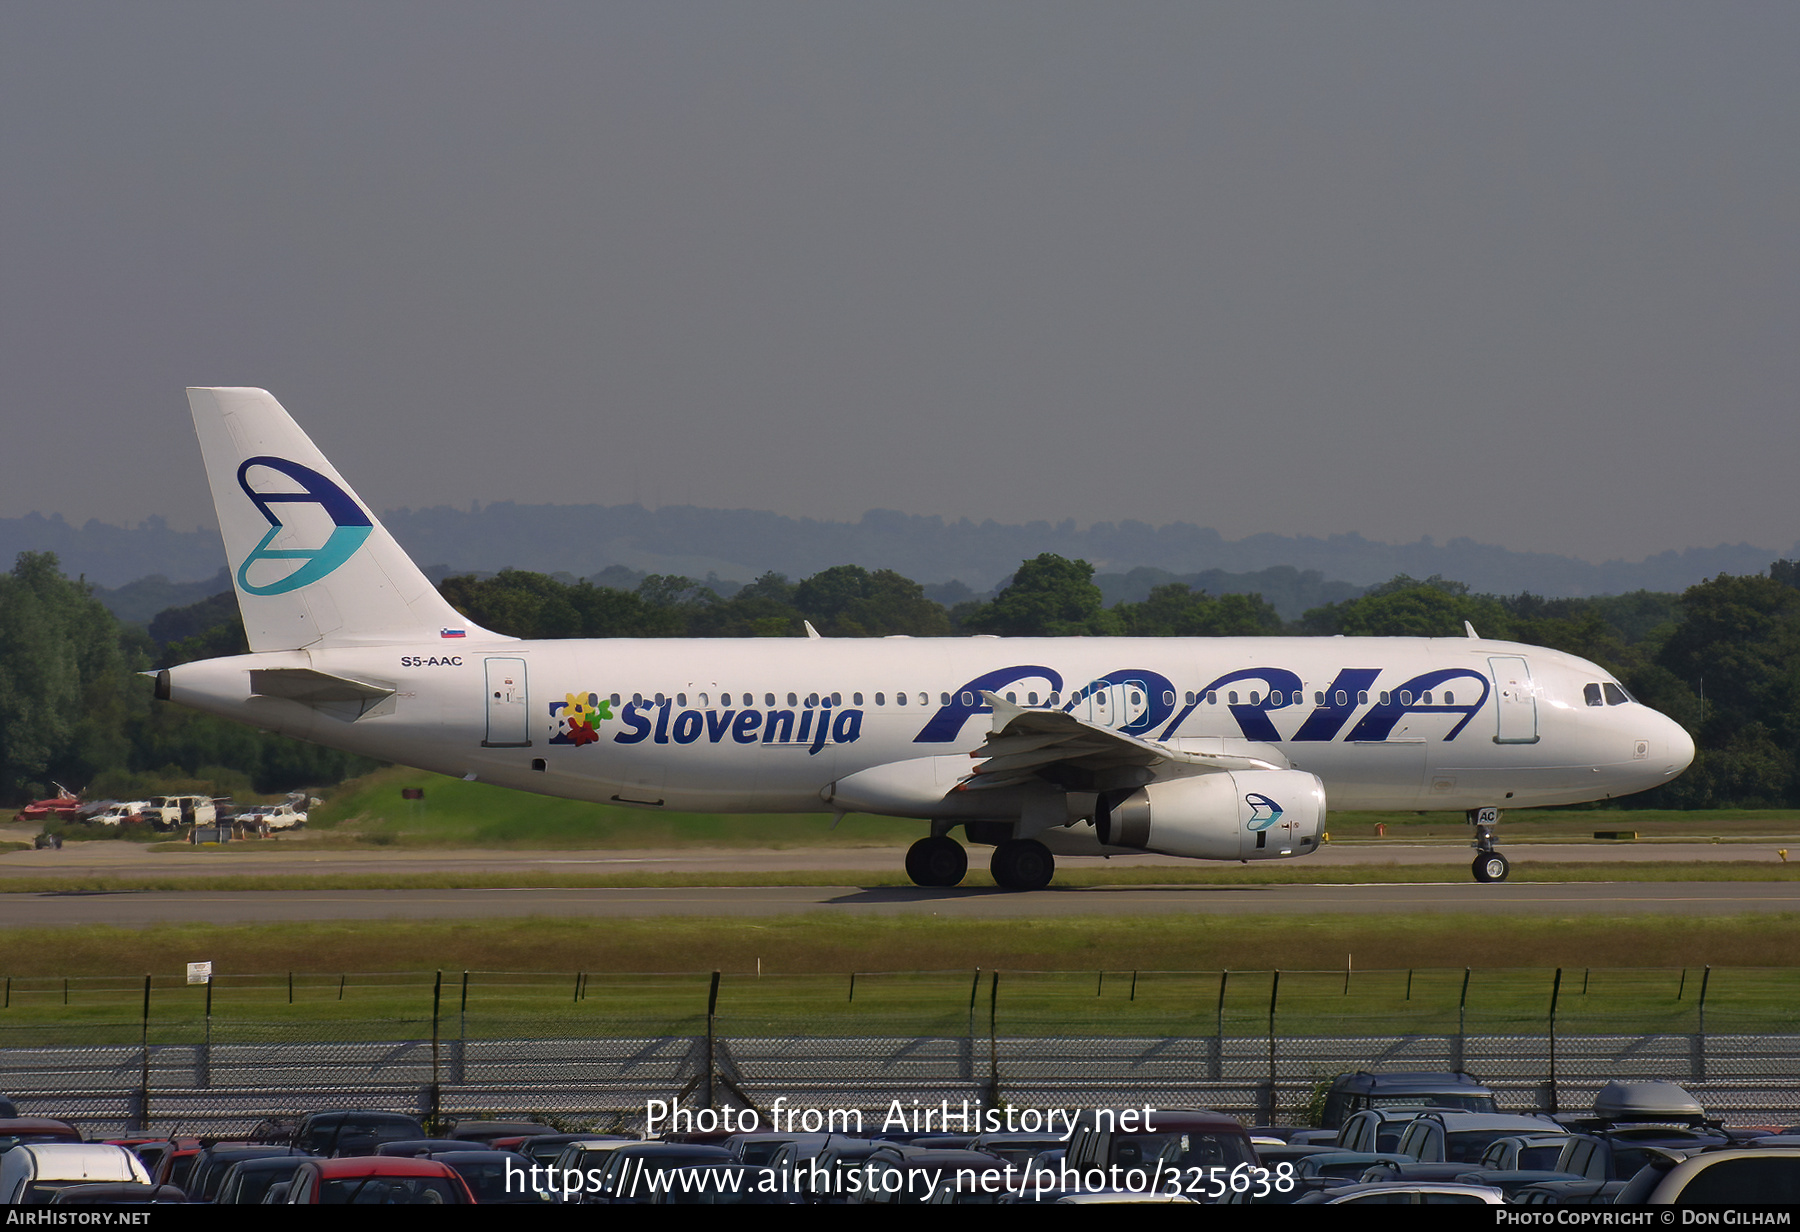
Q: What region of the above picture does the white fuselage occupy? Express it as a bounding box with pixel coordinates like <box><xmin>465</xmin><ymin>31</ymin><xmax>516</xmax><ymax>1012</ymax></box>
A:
<box><xmin>164</xmin><ymin>632</ymin><xmax>1694</xmax><ymax>827</ymax></box>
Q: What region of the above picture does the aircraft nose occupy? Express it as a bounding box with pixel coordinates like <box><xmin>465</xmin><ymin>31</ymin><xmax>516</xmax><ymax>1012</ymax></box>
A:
<box><xmin>1663</xmin><ymin>715</ymin><xmax>1696</xmax><ymax>778</ymax></box>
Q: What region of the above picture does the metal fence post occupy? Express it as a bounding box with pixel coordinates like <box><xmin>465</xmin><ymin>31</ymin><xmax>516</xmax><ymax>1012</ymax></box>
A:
<box><xmin>1546</xmin><ymin>968</ymin><xmax>1563</xmax><ymax>1113</ymax></box>
<box><xmin>1455</xmin><ymin>968</ymin><xmax>1470</xmax><ymax>1072</ymax></box>
<box><xmin>200</xmin><ymin>975</ymin><xmax>212</xmax><ymax>1089</ymax></box>
<box><xmin>985</xmin><ymin>971</ymin><xmax>1000</xmax><ymax>1108</ymax></box>
<box><xmin>429</xmin><ymin>969</ymin><xmax>442</xmax><ymax>1129</ymax></box>
<box><xmin>1212</xmin><ymin>970</ymin><xmax>1228</xmax><ymax>1080</ymax></box>
<box><xmin>1694</xmin><ymin>965</ymin><xmax>1712</xmax><ymax>1083</ymax></box>
<box><xmin>456</xmin><ymin>969</ymin><xmax>469</xmax><ymax>1086</ymax></box>
<box><xmin>705</xmin><ymin>971</ymin><xmax>721</xmax><ymax>1109</ymax></box>
<box><xmin>138</xmin><ymin>974</ymin><xmax>151</xmax><ymax>1131</ymax></box>
<box><xmin>965</xmin><ymin>970</ymin><xmax>981</xmax><ymax>1082</ymax></box>
<box><xmin>1266</xmin><ymin>971</ymin><xmax>1280</xmax><ymax>1124</ymax></box>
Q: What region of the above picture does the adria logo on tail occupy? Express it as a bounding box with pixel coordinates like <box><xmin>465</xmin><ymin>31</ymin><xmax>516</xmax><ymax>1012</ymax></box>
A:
<box><xmin>234</xmin><ymin>457</ymin><xmax>373</xmax><ymax>595</ymax></box>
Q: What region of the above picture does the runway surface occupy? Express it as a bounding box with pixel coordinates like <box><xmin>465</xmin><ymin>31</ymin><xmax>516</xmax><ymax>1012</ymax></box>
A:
<box><xmin>2</xmin><ymin>880</ymin><xmax>1795</xmax><ymax>926</ymax></box>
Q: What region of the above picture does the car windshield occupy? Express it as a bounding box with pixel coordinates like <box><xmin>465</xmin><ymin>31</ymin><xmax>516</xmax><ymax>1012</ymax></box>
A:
<box><xmin>319</xmin><ymin>1176</ymin><xmax>462</xmax><ymax>1204</ymax></box>
<box><xmin>1115</xmin><ymin>1132</ymin><xmax>1255</xmax><ymax>1170</ymax></box>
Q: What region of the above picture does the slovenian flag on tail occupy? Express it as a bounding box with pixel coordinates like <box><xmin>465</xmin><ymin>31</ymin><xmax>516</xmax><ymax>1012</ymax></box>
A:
<box><xmin>440</xmin><ymin>628</ymin><xmax>466</xmax><ymax>639</ymax></box>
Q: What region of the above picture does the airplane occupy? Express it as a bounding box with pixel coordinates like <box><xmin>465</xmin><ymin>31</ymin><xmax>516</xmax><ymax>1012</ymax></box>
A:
<box><xmin>156</xmin><ymin>388</ymin><xmax>1696</xmax><ymax>888</ymax></box>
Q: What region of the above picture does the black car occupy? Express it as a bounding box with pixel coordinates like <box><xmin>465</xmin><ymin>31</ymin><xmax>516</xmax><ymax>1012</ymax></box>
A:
<box><xmin>292</xmin><ymin>1110</ymin><xmax>428</xmax><ymax>1157</ymax></box>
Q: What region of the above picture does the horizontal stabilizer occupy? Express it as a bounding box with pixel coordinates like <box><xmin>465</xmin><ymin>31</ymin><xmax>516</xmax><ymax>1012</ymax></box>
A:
<box><xmin>249</xmin><ymin>667</ymin><xmax>395</xmax><ymax>720</ymax></box>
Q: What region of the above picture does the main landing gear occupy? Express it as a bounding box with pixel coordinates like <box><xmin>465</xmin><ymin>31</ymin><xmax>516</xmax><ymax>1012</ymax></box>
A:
<box><xmin>1469</xmin><ymin>807</ymin><xmax>1510</xmax><ymax>883</ymax></box>
<box><xmin>904</xmin><ymin>834</ymin><xmax>968</xmax><ymax>887</ymax></box>
<box><xmin>903</xmin><ymin>833</ymin><xmax>1056</xmax><ymax>891</ymax></box>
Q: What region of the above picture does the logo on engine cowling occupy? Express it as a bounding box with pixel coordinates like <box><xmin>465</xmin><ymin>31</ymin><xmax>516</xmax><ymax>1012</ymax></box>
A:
<box><xmin>1245</xmin><ymin>793</ymin><xmax>1283</xmax><ymax>830</ymax></box>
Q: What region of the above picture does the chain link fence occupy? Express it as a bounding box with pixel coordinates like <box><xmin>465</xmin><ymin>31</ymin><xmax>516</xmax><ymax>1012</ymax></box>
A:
<box><xmin>3</xmin><ymin>967</ymin><xmax>1795</xmax><ymax>1136</ymax></box>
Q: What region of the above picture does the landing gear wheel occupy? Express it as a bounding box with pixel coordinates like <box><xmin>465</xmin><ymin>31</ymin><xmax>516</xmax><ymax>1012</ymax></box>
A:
<box><xmin>905</xmin><ymin>835</ymin><xmax>968</xmax><ymax>887</ymax></box>
<box><xmin>990</xmin><ymin>839</ymin><xmax>1055</xmax><ymax>891</ymax></box>
<box><xmin>1472</xmin><ymin>851</ymin><xmax>1510</xmax><ymax>883</ymax></box>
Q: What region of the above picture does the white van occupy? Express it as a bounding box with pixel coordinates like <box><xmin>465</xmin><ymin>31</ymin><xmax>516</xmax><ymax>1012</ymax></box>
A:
<box><xmin>139</xmin><ymin>795</ymin><xmax>218</xmax><ymax>830</ymax></box>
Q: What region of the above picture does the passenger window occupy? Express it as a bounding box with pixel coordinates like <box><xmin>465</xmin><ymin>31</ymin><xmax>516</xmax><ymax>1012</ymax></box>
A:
<box><xmin>1399</xmin><ymin>691</ymin><xmax>1413</xmax><ymax>705</ymax></box>
<box><xmin>1358</xmin><ymin>691</ymin><xmax>1368</xmax><ymax>704</ymax></box>
<box><xmin>1292</xmin><ymin>690</ymin><xmax>1302</xmax><ymax>706</ymax></box>
<box><xmin>1249</xmin><ymin>691</ymin><xmax>1260</xmax><ymax>705</ymax></box>
<box><xmin>941</xmin><ymin>693</ymin><xmax>950</xmax><ymax>706</ymax></box>
<box><xmin>920</xmin><ymin>693</ymin><xmax>929</xmax><ymax>706</ymax></box>
<box><xmin>1184</xmin><ymin>692</ymin><xmax>1195</xmax><ymax>705</ymax></box>
<box><xmin>1443</xmin><ymin>692</ymin><xmax>1453</xmax><ymax>705</ymax></box>
<box><xmin>1379</xmin><ymin>692</ymin><xmax>1389</xmax><ymax>706</ymax></box>
<box><xmin>787</xmin><ymin>693</ymin><xmax>797</xmax><ymax>707</ymax></box>
<box><xmin>1228</xmin><ymin>692</ymin><xmax>1238</xmax><ymax>705</ymax></box>
<box><xmin>961</xmin><ymin>692</ymin><xmax>974</xmax><ymax>706</ymax></box>
<box><xmin>1584</xmin><ymin>683</ymin><xmax>1604</xmax><ymax>707</ymax></box>
<box><xmin>655</xmin><ymin>693</ymin><xmax>666</xmax><ymax>706</ymax></box>
<box><xmin>895</xmin><ymin>692</ymin><xmax>906</xmax><ymax>706</ymax></box>
<box><xmin>1006</xmin><ymin>692</ymin><xmax>1017</xmax><ymax>703</ymax></box>
<box><xmin>1335</xmin><ymin>690</ymin><xmax>1348</xmax><ymax>707</ymax></box>
<box><xmin>874</xmin><ymin>693</ymin><xmax>884</xmax><ymax>706</ymax></box>
<box><xmin>698</xmin><ymin>693</ymin><xmax>709</xmax><ymax>707</ymax></box>
<box><xmin>1422</xmin><ymin>691</ymin><xmax>1432</xmax><ymax>704</ymax></box>
<box><xmin>1163</xmin><ymin>690</ymin><xmax>1176</xmax><ymax>706</ymax></box>
<box><xmin>677</xmin><ymin>693</ymin><xmax>687</xmax><ymax>707</ymax></box>
<box><xmin>1029</xmin><ymin>692</ymin><xmax>1040</xmax><ymax>705</ymax></box>
<box><xmin>767</xmin><ymin>693</ymin><xmax>777</xmax><ymax>707</ymax></box>
<box><xmin>1206</xmin><ymin>691</ymin><xmax>1217</xmax><ymax>705</ymax></box>
<box><xmin>1048</xmin><ymin>691</ymin><xmax>1060</xmax><ymax>706</ymax></box>
<box><xmin>853</xmin><ymin>692</ymin><xmax>863</xmax><ymax>705</ymax></box>
<box><xmin>830</xmin><ymin>692</ymin><xmax>841</xmax><ymax>706</ymax></box>
<box><xmin>806</xmin><ymin>693</ymin><xmax>819</xmax><ymax>707</ymax></box>
<box><xmin>1314</xmin><ymin>691</ymin><xmax>1325</xmax><ymax>705</ymax></box>
<box><xmin>632</xmin><ymin>693</ymin><xmax>644</xmax><ymax>707</ymax></box>
<box><xmin>610</xmin><ymin>694</ymin><xmax>621</xmax><ymax>708</ymax></box>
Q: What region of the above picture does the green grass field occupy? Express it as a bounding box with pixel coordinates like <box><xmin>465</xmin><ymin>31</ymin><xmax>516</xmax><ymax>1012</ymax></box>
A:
<box><xmin>1</xmin><ymin>952</ymin><xmax>1791</xmax><ymax>1045</ymax></box>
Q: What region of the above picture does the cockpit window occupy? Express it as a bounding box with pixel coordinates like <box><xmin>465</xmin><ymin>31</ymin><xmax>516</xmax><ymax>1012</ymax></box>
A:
<box><xmin>1603</xmin><ymin>682</ymin><xmax>1633</xmax><ymax>705</ymax></box>
<box><xmin>1583</xmin><ymin>683</ymin><xmax>1604</xmax><ymax>707</ymax></box>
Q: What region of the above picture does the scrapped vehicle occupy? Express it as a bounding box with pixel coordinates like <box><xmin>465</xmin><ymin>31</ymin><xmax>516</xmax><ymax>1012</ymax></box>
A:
<box><xmin>186</xmin><ymin>1145</ymin><xmax>312</xmax><ymax>1202</ymax></box>
<box><xmin>90</xmin><ymin>802</ymin><xmax>151</xmax><ymax>826</ymax></box>
<box><xmin>1318</xmin><ymin>1071</ymin><xmax>1497</xmax><ymax>1130</ymax></box>
<box><xmin>1552</xmin><ymin>1081</ymin><xmax>1731</xmax><ymax>1179</ymax></box>
<box><xmin>285</xmin><ymin>1156</ymin><xmax>475</xmax><ymax>1204</ymax></box>
<box><xmin>1478</xmin><ymin>1134</ymin><xmax>1577</xmax><ymax>1171</ymax></box>
<box><xmin>14</xmin><ymin>786</ymin><xmax>87</xmax><ymax>823</ymax></box>
<box><xmin>0</xmin><ymin>1143</ymin><xmax>151</xmax><ymax>1204</ymax></box>
<box><xmin>138</xmin><ymin>795</ymin><xmax>219</xmax><ymax>830</ymax></box>
<box><xmin>234</xmin><ymin>801</ymin><xmax>307</xmax><ymax>831</ymax></box>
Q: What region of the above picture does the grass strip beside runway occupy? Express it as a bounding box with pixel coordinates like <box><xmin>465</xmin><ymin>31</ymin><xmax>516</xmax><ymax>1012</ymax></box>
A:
<box><xmin>0</xmin><ymin>860</ymin><xmax>1796</xmax><ymax>894</ymax></box>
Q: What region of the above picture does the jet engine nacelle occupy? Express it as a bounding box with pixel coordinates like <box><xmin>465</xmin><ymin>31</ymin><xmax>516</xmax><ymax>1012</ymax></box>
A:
<box><xmin>1095</xmin><ymin>769</ymin><xmax>1326</xmax><ymax>861</ymax></box>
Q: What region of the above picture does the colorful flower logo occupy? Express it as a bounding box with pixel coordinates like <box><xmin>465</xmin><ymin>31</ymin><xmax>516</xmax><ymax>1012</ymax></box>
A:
<box><xmin>549</xmin><ymin>691</ymin><xmax>611</xmax><ymax>746</ymax></box>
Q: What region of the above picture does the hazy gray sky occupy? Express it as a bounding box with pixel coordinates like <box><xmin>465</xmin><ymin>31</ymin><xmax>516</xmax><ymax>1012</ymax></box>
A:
<box><xmin>4</xmin><ymin>3</ymin><xmax>1795</xmax><ymax>564</ymax></box>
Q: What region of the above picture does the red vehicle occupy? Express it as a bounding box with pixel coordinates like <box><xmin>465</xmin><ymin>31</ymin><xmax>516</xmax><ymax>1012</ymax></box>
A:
<box><xmin>286</xmin><ymin>1157</ymin><xmax>476</xmax><ymax>1204</ymax></box>
<box><xmin>15</xmin><ymin>787</ymin><xmax>85</xmax><ymax>823</ymax></box>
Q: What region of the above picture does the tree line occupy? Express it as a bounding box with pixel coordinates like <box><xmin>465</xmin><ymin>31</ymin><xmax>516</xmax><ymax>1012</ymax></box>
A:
<box><xmin>4</xmin><ymin>550</ymin><xmax>1797</xmax><ymax>809</ymax></box>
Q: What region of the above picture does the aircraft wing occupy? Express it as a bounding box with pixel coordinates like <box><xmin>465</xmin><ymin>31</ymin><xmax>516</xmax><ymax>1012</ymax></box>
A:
<box><xmin>957</xmin><ymin>691</ymin><xmax>1284</xmax><ymax>792</ymax></box>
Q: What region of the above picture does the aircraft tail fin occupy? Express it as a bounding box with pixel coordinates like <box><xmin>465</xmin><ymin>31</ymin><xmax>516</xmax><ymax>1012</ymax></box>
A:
<box><xmin>187</xmin><ymin>387</ymin><xmax>500</xmax><ymax>652</ymax></box>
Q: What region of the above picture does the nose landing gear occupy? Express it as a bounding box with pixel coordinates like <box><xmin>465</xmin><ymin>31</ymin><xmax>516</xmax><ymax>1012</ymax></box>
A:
<box><xmin>1469</xmin><ymin>807</ymin><xmax>1510</xmax><ymax>883</ymax></box>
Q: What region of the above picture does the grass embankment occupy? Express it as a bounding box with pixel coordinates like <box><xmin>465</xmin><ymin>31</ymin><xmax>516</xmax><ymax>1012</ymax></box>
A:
<box><xmin>0</xmin><ymin>919</ymin><xmax>1793</xmax><ymax>1042</ymax></box>
<box><xmin>23</xmin><ymin>767</ymin><xmax>1799</xmax><ymax>850</ymax></box>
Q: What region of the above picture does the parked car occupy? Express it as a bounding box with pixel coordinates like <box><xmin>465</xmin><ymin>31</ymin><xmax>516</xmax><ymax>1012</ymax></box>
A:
<box><xmin>90</xmin><ymin>801</ymin><xmax>150</xmax><ymax>826</ymax></box>
<box><xmin>292</xmin><ymin>1110</ymin><xmax>427</xmax><ymax>1157</ymax></box>
<box><xmin>284</xmin><ymin>1156</ymin><xmax>475</xmax><ymax>1204</ymax></box>
<box><xmin>1317</xmin><ymin>1071</ymin><xmax>1497</xmax><ymax>1130</ymax></box>
<box><xmin>0</xmin><ymin>1143</ymin><xmax>150</xmax><ymax>1204</ymax></box>
<box><xmin>1394</xmin><ymin>1112</ymin><xmax>1565</xmax><ymax>1165</ymax></box>
<box><xmin>1297</xmin><ymin>1180</ymin><xmax>1507</xmax><ymax>1204</ymax></box>
<box><xmin>213</xmin><ymin>1155</ymin><xmax>313</xmax><ymax>1205</ymax></box>
<box><xmin>137</xmin><ymin>795</ymin><xmax>219</xmax><ymax>830</ymax></box>
<box><xmin>1628</xmin><ymin>1149</ymin><xmax>1800</xmax><ymax>1205</ymax></box>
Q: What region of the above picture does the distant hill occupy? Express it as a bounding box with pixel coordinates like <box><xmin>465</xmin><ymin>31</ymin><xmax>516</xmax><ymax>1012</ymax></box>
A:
<box><xmin>8</xmin><ymin>503</ymin><xmax>1787</xmax><ymax>604</ymax></box>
